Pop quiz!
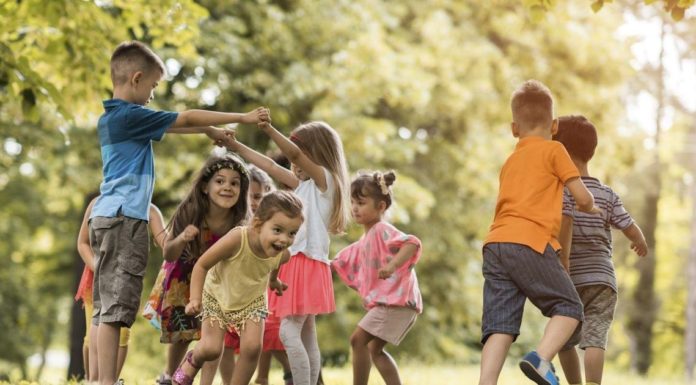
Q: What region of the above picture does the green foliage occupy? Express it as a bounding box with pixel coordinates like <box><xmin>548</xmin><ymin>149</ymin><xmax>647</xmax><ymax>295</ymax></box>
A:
<box><xmin>0</xmin><ymin>0</ymin><xmax>691</xmax><ymax>379</ymax></box>
<box><xmin>522</xmin><ymin>0</ymin><xmax>694</xmax><ymax>20</ymax></box>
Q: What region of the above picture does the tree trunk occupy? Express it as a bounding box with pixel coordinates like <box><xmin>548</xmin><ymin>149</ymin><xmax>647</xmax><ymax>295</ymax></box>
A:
<box><xmin>686</xmin><ymin>119</ymin><xmax>696</xmax><ymax>380</ymax></box>
<box><xmin>626</xmin><ymin>19</ymin><xmax>666</xmax><ymax>375</ymax></box>
<box><xmin>66</xmin><ymin>195</ymin><xmax>93</xmax><ymax>381</ymax></box>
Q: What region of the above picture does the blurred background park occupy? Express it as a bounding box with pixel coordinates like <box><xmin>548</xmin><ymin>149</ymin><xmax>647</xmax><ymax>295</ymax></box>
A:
<box><xmin>2</xmin><ymin>0</ymin><xmax>696</xmax><ymax>383</ymax></box>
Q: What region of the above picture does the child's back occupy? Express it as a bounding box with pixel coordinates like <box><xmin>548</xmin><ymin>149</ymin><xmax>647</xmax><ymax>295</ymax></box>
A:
<box><xmin>554</xmin><ymin>115</ymin><xmax>647</xmax><ymax>385</ymax></box>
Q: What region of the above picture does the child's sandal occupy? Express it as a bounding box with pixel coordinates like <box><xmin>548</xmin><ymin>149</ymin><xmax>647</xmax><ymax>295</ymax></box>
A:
<box><xmin>171</xmin><ymin>351</ymin><xmax>201</xmax><ymax>385</ymax></box>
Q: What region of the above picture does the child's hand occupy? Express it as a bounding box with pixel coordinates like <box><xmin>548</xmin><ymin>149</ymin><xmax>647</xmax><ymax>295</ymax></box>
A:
<box><xmin>179</xmin><ymin>225</ymin><xmax>200</xmax><ymax>243</ymax></box>
<box><xmin>185</xmin><ymin>299</ymin><xmax>202</xmax><ymax>315</ymax></box>
<box><xmin>631</xmin><ymin>240</ymin><xmax>648</xmax><ymax>257</ymax></box>
<box><xmin>577</xmin><ymin>205</ymin><xmax>603</xmax><ymax>216</ymax></box>
<box><xmin>241</xmin><ymin>107</ymin><xmax>270</xmax><ymax>124</ymax></box>
<box><xmin>205</xmin><ymin>126</ymin><xmax>231</xmax><ymax>144</ymax></box>
<box><xmin>269</xmin><ymin>279</ymin><xmax>288</xmax><ymax>296</ymax></box>
<box><xmin>378</xmin><ymin>264</ymin><xmax>396</xmax><ymax>279</ymax></box>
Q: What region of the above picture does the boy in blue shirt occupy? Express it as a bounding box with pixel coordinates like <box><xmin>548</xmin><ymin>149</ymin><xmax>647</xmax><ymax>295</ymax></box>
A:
<box><xmin>89</xmin><ymin>40</ymin><xmax>268</xmax><ymax>385</ymax></box>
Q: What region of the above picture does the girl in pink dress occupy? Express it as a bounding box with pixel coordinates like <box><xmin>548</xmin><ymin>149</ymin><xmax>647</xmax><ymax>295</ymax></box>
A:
<box><xmin>332</xmin><ymin>171</ymin><xmax>423</xmax><ymax>385</ymax></box>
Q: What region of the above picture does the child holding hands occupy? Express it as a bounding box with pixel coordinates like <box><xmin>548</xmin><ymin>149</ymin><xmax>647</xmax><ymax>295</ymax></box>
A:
<box><xmin>228</xmin><ymin>120</ymin><xmax>350</xmax><ymax>385</ymax></box>
<box><xmin>332</xmin><ymin>171</ymin><xmax>423</xmax><ymax>385</ymax></box>
<box><xmin>90</xmin><ymin>40</ymin><xmax>268</xmax><ymax>385</ymax></box>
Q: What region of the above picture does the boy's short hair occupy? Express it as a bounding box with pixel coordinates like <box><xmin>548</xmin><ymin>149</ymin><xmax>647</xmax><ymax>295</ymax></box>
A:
<box><xmin>554</xmin><ymin>115</ymin><xmax>598</xmax><ymax>163</ymax></box>
<box><xmin>110</xmin><ymin>41</ymin><xmax>166</xmax><ymax>86</ymax></box>
<box><xmin>510</xmin><ymin>80</ymin><xmax>554</xmax><ymax>132</ymax></box>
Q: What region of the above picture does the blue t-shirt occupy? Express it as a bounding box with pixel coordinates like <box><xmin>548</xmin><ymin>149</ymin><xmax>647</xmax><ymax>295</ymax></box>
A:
<box><xmin>90</xmin><ymin>99</ymin><xmax>178</xmax><ymax>221</ymax></box>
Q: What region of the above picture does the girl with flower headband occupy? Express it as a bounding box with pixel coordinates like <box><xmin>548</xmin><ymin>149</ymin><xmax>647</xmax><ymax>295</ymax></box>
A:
<box><xmin>227</xmin><ymin>120</ymin><xmax>350</xmax><ymax>385</ymax></box>
<box><xmin>172</xmin><ymin>190</ymin><xmax>304</xmax><ymax>385</ymax></box>
<box><xmin>332</xmin><ymin>170</ymin><xmax>423</xmax><ymax>385</ymax></box>
<box><xmin>146</xmin><ymin>152</ymin><xmax>251</xmax><ymax>385</ymax></box>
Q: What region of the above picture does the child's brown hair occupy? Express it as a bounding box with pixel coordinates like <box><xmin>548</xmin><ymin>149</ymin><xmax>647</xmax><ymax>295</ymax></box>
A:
<box><xmin>110</xmin><ymin>41</ymin><xmax>166</xmax><ymax>85</ymax></box>
<box><xmin>254</xmin><ymin>190</ymin><xmax>304</xmax><ymax>226</ymax></box>
<box><xmin>510</xmin><ymin>80</ymin><xmax>554</xmax><ymax>132</ymax></box>
<box><xmin>351</xmin><ymin>170</ymin><xmax>396</xmax><ymax>209</ymax></box>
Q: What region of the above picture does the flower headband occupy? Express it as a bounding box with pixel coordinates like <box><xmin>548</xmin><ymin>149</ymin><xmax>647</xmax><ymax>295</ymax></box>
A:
<box><xmin>205</xmin><ymin>159</ymin><xmax>248</xmax><ymax>179</ymax></box>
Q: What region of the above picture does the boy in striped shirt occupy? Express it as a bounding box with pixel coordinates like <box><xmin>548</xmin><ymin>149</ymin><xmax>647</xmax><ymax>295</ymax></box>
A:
<box><xmin>554</xmin><ymin>115</ymin><xmax>648</xmax><ymax>385</ymax></box>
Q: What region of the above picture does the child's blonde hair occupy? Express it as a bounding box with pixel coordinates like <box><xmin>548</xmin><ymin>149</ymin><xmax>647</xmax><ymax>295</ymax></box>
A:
<box><xmin>290</xmin><ymin>121</ymin><xmax>350</xmax><ymax>234</ymax></box>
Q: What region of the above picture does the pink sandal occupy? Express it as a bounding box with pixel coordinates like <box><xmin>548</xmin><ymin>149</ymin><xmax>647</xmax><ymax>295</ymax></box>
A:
<box><xmin>171</xmin><ymin>351</ymin><xmax>201</xmax><ymax>385</ymax></box>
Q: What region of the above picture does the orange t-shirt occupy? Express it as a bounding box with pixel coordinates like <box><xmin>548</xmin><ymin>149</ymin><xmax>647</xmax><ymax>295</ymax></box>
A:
<box><xmin>484</xmin><ymin>136</ymin><xmax>580</xmax><ymax>254</ymax></box>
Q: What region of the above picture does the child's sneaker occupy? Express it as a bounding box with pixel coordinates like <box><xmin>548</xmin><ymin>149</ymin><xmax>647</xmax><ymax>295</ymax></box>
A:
<box><xmin>519</xmin><ymin>351</ymin><xmax>559</xmax><ymax>385</ymax></box>
<box><xmin>283</xmin><ymin>371</ymin><xmax>293</xmax><ymax>385</ymax></box>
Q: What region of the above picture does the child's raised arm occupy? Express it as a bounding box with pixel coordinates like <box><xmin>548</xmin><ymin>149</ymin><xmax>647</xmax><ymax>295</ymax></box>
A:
<box><xmin>259</xmin><ymin>122</ymin><xmax>329</xmax><ymax>192</ymax></box>
<box><xmin>148</xmin><ymin>204</ymin><xmax>167</xmax><ymax>249</ymax></box>
<box><xmin>622</xmin><ymin>223</ymin><xmax>648</xmax><ymax>257</ymax></box>
<box><xmin>185</xmin><ymin>228</ymin><xmax>244</xmax><ymax>315</ymax></box>
<box><xmin>226</xmin><ymin>133</ymin><xmax>299</xmax><ymax>189</ymax></box>
<box><xmin>170</xmin><ymin>107</ymin><xmax>269</xmax><ymax>130</ymax></box>
<box><xmin>378</xmin><ymin>242</ymin><xmax>419</xmax><ymax>279</ymax></box>
<box><xmin>77</xmin><ymin>198</ymin><xmax>98</xmax><ymax>271</ymax></box>
<box><xmin>162</xmin><ymin>224</ymin><xmax>200</xmax><ymax>262</ymax></box>
<box><xmin>565</xmin><ymin>177</ymin><xmax>600</xmax><ymax>214</ymax></box>
<box><xmin>558</xmin><ymin>215</ymin><xmax>574</xmax><ymax>274</ymax></box>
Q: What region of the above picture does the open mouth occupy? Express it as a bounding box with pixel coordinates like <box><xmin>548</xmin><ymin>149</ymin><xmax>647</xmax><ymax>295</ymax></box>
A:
<box><xmin>271</xmin><ymin>243</ymin><xmax>285</xmax><ymax>252</ymax></box>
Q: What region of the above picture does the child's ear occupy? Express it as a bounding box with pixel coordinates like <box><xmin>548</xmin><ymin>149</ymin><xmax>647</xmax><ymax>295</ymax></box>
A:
<box><xmin>511</xmin><ymin>122</ymin><xmax>519</xmax><ymax>138</ymax></box>
<box><xmin>131</xmin><ymin>71</ymin><xmax>144</xmax><ymax>86</ymax></box>
<box><xmin>550</xmin><ymin>118</ymin><xmax>559</xmax><ymax>136</ymax></box>
<box><xmin>378</xmin><ymin>200</ymin><xmax>387</xmax><ymax>213</ymax></box>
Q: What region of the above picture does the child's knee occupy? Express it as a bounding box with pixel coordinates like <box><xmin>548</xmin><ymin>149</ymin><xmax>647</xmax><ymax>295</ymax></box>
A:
<box><xmin>240</xmin><ymin>341</ymin><xmax>262</xmax><ymax>359</ymax></box>
<box><xmin>350</xmin><ymin>331</ymin><xmax>368</xmax><ymax>348</ymax></box>
<box><xmin>197</xmin><ymin>341</ymin><xmax>223</xmax><ymax>361</ymax></box>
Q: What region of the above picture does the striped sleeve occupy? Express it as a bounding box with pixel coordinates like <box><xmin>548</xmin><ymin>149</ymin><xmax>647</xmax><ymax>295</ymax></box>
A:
<box><xmin>609</xmin><ymin>191</ymin><xmax>634</xmax><ymax>230</ymax></box>
<box><xmin>562</xmin><ymin>187</ymin><xmax>575</xmax><ymax>218</ymax></box>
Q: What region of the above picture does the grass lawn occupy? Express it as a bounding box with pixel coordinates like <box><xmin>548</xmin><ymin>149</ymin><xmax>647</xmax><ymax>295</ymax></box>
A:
<box><xmin>3</xmin><ymin>364</ymin><xmax>691</xmax><ymax>385</ymax></box>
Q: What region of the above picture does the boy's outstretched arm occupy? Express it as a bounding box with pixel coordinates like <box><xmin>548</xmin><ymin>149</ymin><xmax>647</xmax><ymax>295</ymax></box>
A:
<box><xmin>226</xmin><ymin>133</ymin><xmax>299</xmax><ymax>189</ymax></box>
<box><xmin>622</xmin><ymin>223</ymin><xmax>648</xmax><ymax>257</ymax></box>
<box><xmin>565</xmin><ymin>177</ymin><xmax>600</xmax><ymax>214</ymax></box>
<box><xmin>558</xmin><ymin>215</ymin><xmax>574</xmax><ymax>274</ymax></box>
<box><xmin>170</xmin><ymin>107</ymin><xmax>269</xmax><ymax>129</ymax></box>
<box><xmin>258</xmin><ymin>122</ymin><xmax>328</xmax><ymax>192</ymax></box>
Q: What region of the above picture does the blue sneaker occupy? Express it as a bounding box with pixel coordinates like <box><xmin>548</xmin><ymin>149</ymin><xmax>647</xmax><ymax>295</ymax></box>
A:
<box><xmin>519</xmin><ymin>351</ymin><xmax>559</xmax><ymax>385</ymax></box>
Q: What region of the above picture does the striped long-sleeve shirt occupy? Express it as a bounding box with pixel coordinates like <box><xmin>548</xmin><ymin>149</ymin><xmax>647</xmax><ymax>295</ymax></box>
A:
<box><xmin>562</xmin><ymin>176</ymin><xmax>634</xmax><ymax>292</ymax></box>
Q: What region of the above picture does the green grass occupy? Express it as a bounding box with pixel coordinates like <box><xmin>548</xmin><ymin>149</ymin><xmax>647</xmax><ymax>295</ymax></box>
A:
<box><xmin>3</xmin><ymin>364</ymin><xmax>692</xmax><ymax>385</ymax></box>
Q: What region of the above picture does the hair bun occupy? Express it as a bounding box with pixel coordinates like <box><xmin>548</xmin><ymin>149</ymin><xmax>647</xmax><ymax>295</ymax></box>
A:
<box><xmin>382</xmin><ymin>170</ymin><xmax>396</xmax><ymax>187</ymax></box>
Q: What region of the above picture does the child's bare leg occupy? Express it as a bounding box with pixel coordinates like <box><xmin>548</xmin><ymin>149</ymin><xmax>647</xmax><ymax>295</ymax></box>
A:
<box><xmin>272</xmin><ymin>350</ymin><xmax>292</xmax><ymax>374</ymax></box>
<box><xmin>199</xmin><ymin>355</ymin><xmax>222</xmax><ymax>385</ymax></box>
<box><xmin>174</xmin><ymin>319</ymin><xmax>226</xmax><ymax>384</ymax></box>
<box><xmin>558</xmin><ymin>347</ymin><xmax>582</xmax><ymax>384</ymax></box>
<box><xmin>350</xmin><ymin>327</ymin><xmax>374</xmax><ymax>385</ymax></box>
<box><xmin>584</xmin><ymin>347</ymin><xmax>605</xmax><ymax>384</ymax></box>
<box><xmin>368</xmin><ymin>338</ymin><xmax>400</xmax><ymax>385</ymax></box>
<box><xmin>232</xmin><ymin>320</ymin><xmax>264</xmax><ymax>385</ymax></box>
<box><xmin>219</xmin><ymin>347</ymin><xmax>237</xmax><ymax>385</ymax></box>
<box><xmin>167</xmin><ymin>341</ymin><xmax>190</xmax><ymax>376</ymax></box>
<box><xmin>88</xmin><ymin>324</ymin><xmax>99</xmax><ymax>382</ymax></box>
<box><xmin>478</xmin><ymin>333</ymin><xmax>513</xmax><ymax>385</ymax></box>
<box><xmin>97</xmin><ymin>322</ymin><xmax>120</xmax><ymax>385</ymax></box>
<box><xmin>116</xmin><ymin>345</ymin><xmax>128</xmax><ymax>378</ymax></box>
<box><xmin>254</xmin><ymin>351</ymin><xmax>272</xmax><ymax>385</ymax></box>
<box><xmin>537</xmin><ymin>315</ymin><xmax>579</xmax><ymax>360</ymax></box>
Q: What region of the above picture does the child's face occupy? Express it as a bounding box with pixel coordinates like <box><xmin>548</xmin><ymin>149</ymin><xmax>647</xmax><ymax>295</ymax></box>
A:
<box><xmin>248</xmin><ymin>181</ymin><xmax>265</xmax><ymax>213</ymax></box>
<box><xmin>291</xmin><ymin>163</ymin><xmax>309</xmax><ymax>181</ymax></box>
<box><xmin>256</xmin><ymin>211</ymin><xmax>302</xmax><ymax>257</ymax></box>
<box><xmin>132</xmin><ymin>70</ymin><xmax>162</xmax><ymax>105</ymax></box>
<box><xmin>350</xmin><ymin>195</ymin><xmax>384</xmax><ymax>226</ymax></box>
<box><xmin>204</xmin><ymin>169</ymin><xmax>242</xmax><ymax>210</ymax></box>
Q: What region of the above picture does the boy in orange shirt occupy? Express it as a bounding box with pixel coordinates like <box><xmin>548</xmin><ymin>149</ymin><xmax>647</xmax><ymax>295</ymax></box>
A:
<box><xmin>478</xmin><ymin>80</ymin><xmax>600</xmax><ymax>385</ymax></box>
